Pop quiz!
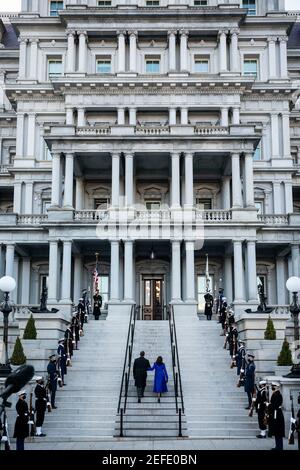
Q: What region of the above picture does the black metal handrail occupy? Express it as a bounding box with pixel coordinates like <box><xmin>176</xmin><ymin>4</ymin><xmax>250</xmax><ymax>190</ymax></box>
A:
<box><xmin>167</xmin><ymin>304</ymin><xmax>185</xmax><ymax>415</ymax></box>
<box><xmin>117</xmin><ymin>304</ymin><xmax>139</xmax><ymax>417</ymax></box>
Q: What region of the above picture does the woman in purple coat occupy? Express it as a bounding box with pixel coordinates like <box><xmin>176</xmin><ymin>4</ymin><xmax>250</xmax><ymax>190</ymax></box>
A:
<box><xmin>148</xmin><ymin>356</ymin><xmax>169</xmax><ymax>403</ymax></box>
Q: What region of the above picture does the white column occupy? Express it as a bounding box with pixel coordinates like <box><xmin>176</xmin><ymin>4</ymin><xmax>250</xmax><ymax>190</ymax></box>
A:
<box><xmin>129</xmin><ymin>108</ymin><xmax>136</xmax><ymax>126</ymax></box>
<box><xmin>66</xmin><ymin>108</ymin><xmax>74</xmax><ymax>125</ymax></box>
<box><xmin>16</xmin><ymin>113</ymin><xmax>25</xmax><ymax>157</ymax></box>
<box><xmin>180</xmin><ymin>30</ymin><xmax>188</xmax><ymax>72</ymax></box>
<box><xmin>244</xmin><ymin>153</ymin><xmax>255</xmax><ymax>207</ymax></box>
<box><xmin>181</xmin><ymin>108</ymin><xmax>188</xmax><ymax>125</ymax></box>
<box><xmin>75</xmin><ymin>177</ymin><xmax>84</xmax><ymax>210</ymax></box>
<box><xmin>51</xmin><ymin>153</ymin><xmax>61</xmax><ymax>207</ymax></box>
<box><xmin>230</xmin><ymin>29</ymin><xmax>239</xmax><ymax>73</ymax></box>
<box><xmin>48</xmin><ymin>241</ymin><xmax>58</xmax><ymax>303</ymax></box>
<box><xmin>171</xmin><ymin>153</ymin><xmax>180</xmax><ymax>208</ymax></box>
<box><xmin>117</xmin><ymin>31</ymin><xmax>126</xmax><ymax>73</ymax></box>
<box><xmin>168</xmin><ymin>31</ymin><xmax>176</xmax><ymax>72</ymax></box>
<box><xmin>125</xmin><ymin>153</ymin><xmax>134</xmax><ymax>206</ymax></box>
<box><xmin>271</xmin><ymin>113</ymin><xmax>280</xmax><ymax>158</ymax></box>
<box><xmin>231</xmin><ymin>153</ymin><xmax>242</xmax><ymax>208</ymax></box>
<box><xmin>221</xmin><ymin>107</ymin><xmax>229</xmax><ymax>127</ymax></box>
<box><xmin>279</xmin><ymin>36</ymin><xmax>288</xmax><ymax>79</ymax></box>
<box><xmin>169</xmin><ymin>107</ymin><xmax>176</xmax><ymax>125</ymax></box>
<box><xmin>12</xmin><ymin>257</ymin><xmax>19</xmax><ymax>303</ymax></box>
<box><xmin>273</xmin><ymin>182</ymin><xmax>282</xmax><ymax>213</ymax></box>
<box><xmin>21</xmin><ymin>258</ymin><xmax>31</xmax><ymax>305</ymax></box>
<box><xmin>77</xmin><ymin>108</ymin><xmax>86</xmax><ymax>127</ymax></box>
<box><xmin>5</xmin><ymin>244</ymin><xmax>15</xmax><ymax>277</ymax></box>
<box><xmin>247</xmin><ymin>241</ymin><xmax>257</xmax><ymax>302</ymax></box>
<box><xmin>268</xmin><ymin>37</ymin><xmax>277</xmax><ymax>79</ymax></box>
<box><xmin>73</xmin><ymin>255</ymin><xmax>82</xmax><ymax>302</ymax></box>
<box><xmin>129</xmin><ymin>31</ymin><xmax>137</xmax><ymax>73</ymax></box>
<box><xmin>185</xmin><ymin>241</ymin><xmax>195</xmax><ymax>301</ymax></box>
<box><xmin>25</xmin><ymin>182</ymin><xmax>33</xmax><ymax>214</ymax></box>
<box><xmin>172</xmin><ymin>241</ymin><xmax>181</xmax><ymax>301</ymax></box>
<box><xmin>18</xmin><ymin>38</ymin><xmax>27</xmax><ymax>79</ymax></box>
<box><xmin>276</xmin><ymin>257</ymin><xmax>286</xmax><ymax>305</ymax></box>
<box><xmin>284</xmin><ymin>182</ymin><xmax>293</xmax><ymax>214</ymax></box>
<box><xmin>222</xmin><ymin>176</ymin><xmax>231</xmax><ymax>209</ymax></box>
<box><xmin>111</xmin><ymin>153</ymin><xmax>120</xmax><ymax>207</ymax></box>
<box><xmin>64</xmin><ymin>153</ymin><xmax>74</xmax><ymax>208</ymax></box>
<box><xmin>219</xmin><ymin>30</ymin><xmax>228</xmax><ymax>73</ymax></box>
<box><xmin>124</xmin><ymin>241</ymin><xmax>134</xmax><ymax>302</ymax></box>
<box><xmin>184</xmin><ymin>153</ymin><xmax>193</xmax><ymax>207</ymax></box>
<box><xmin>13</xmin><ymin>182</ymin><xmax>22</xmax><ymax>213</ymax></box>
<box><xmin>291</xmin><ymin>244</ymin><xmax>299</xmax><ymax>277</ymax></box>
<box><xmin>78</xmin><ymin>31</ymin><xmax>87</xmax><ymax>73</ymax></box>
<box><xmin>232</xmin><ymin>107</ymin><xmax>240</xmax><ymax>125</ymax></box>
<box><xmin>224</xmin><ymin>256</ymin><xmax>233</xmax><ymax>304</ymax></box>
<box><xmin>61</xmin><ymin>241</ymin><xmax>72</xmax><ymax>303</ymax></box>
<box><xmin>66</xmin><ymin>30</ymin><xmax>75</xmax><ymax>73</ymax></box>
<box><xmin>29</xmin><ymin>39</ymin><xmax>38</xmax><ymax>80</ymax></box>
<box><xmin>31</xmin><ymin>0</ymin><xmax>38</xmax><ymax>11</ymax></box>
<box><xmin>282</xmin><ymin>112</ymin><xmax>291</xmax><ymax>158</ymax></box>
<box><xmin>233</xmin><ymin>241</ymin><xmax>244</xmax><ymax>302</ymax></box>
<box><xmin>110</xmin><ymin>241</ymin><xmax>120</xmax><ymax>301</ymax></box>
<box><xmin>117</xmin><ymin>108</ymin><xmax>125</xmax><ymax>125</ymax></box>
<box><xmin>27</xmin><ymin>113</ymin><xmax>36</xmax><ymax>158</ymax></box>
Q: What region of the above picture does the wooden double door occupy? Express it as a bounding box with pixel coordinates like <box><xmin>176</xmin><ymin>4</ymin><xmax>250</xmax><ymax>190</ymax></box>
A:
<box><xmin>142</xmin><ymin>277</ymin><xmax>164</xmax><ymax>321</ymax></box>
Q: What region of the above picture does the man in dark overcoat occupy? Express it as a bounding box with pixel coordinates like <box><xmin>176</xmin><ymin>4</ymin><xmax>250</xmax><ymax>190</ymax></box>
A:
<box><xmin>133</xmin><ymin>351</ymin><xmax>151</xmax><ymax>403</ymax></box>
<box><xmin>204</xmin><ymin>292</ymin><xmax>214</xmax><ymax>320</ymax></box>
<box><xmin>268</xmin><ymin>382</ymin><xmax>285</xmax><ymax>450</ymax></box>
<box><xmin>77</xmin><ymin>298</ymin><xmax>85</xmax><ymax>329</ymax></box>
<box><xmin>34</xmin><ymin>377</ymin><xmax>47</xmax><ymax>437</ymax></box>
<box><xmin>93</xmin><ymin>290</ymin><xmax>102</xmax><ymax>320</ymax></box>
<box><xmin>57</xmin><ymin>339</ymin><xmax>67</xmax><ymax>385</ymax></box>
<box><xmin>255</xmin><ymin>380</ymin><xmax>268</xmax><ymax>439</ymax></box>
<box><xmin>244</xmin><ymin>354</ymin><xmax>256</xmax><ymax>409</ymax></box>
<box><xmin>47</xmin><ymin>354</ymin><xmax>58</xmax><ymax>409</ymax></box>
<box><xmin>13</xmin><ymin>390</ymin><xmax>29</xmax><ymax>451</ymax></box>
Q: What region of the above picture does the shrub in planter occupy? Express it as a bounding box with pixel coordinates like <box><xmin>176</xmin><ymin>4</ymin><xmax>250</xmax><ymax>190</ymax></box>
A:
<box><xmin>23</xmin><ymin>314</ymin><xmax>37</xmax><ymax>340</ymax></box>
<box><xmin>10</xmin><ymin>337</ymin><xmax>27</xmax><ymax>366</ymax></box>
<box><xmin>264</xmin><ymin>316</ymin><xmax>276</xmax><ymax>340</ymax></box>
<box><xmin>277</xmin><ymin>338</ymin><xmax>293</xmax><ymax>366</ymax></box>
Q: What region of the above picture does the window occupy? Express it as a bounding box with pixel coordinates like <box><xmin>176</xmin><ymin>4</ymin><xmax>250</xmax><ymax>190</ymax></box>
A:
<box><xmin>194</xmin><ymin>58</ymin><xmax>209</xmax><ymax>73</ymax></box>
<box><xmin>146</xmin><ymin>200</ymin><xmax>161</xmax><ymax>211</ymax></box>
<box><xmin>94</xmin><ymin>198</ymin><xmax>110</xmax><ymax>210</ymax></box>
<box><xmin>146</xmin><ymin>59</ymin><xmax>160</xmax><ymax>73</ymax></box>
<box><xmin>197</xmin><ymin>275</ymin><xmax>214</xmax><ymax>312</ymax></box>
<box><xmin>243</xmin><ymin>59</ymin><xmax>258</xmax><ymax>78</ymax></box>
<box><xmin>48</xmin><ymin>59</ymin><xmax>63</xmax><ymax>78</ymax></box>
<box><xmin>253</xmin><ymin>144</ymin><xmax>261</xmax><ymax>161</ymax></box>
<box><xmin>99</xmin><ymin>275</ymin><xmax>109</xmax><ymax>306</ymax></box>
<box><xmin>42</xmin><ymin>201</ymin><xmax>51</xmax><ymax>214</ymax></box>
<box><xmin>242</xmin><ymin>0</ymin><xmax>256</xmax><ymax>16</ymax></box>
<box><xmin>194</xmin><ymin>1</ymin><xmax>208</xmax><ymax>5</ymax></box>
<box><xmin>196</xmin><ymin>198</ymin><xmax>212</xmax><ymax>210</ymax></box>
<box><xmin>49</xmin><ymin>1</ymin><xmax>63</xmax><ymax>17</ymax></box>
<box><xmin>98</xmin><ymin>0</ymin><xmax>111</xmax><ymax>5</ymax></box>
<box><xmin>255</xmin><ymin>201</ymin><xmax>263</xmax><ymax>215</ymax></box>
<box><xmin>146</xmin><ymin>1</ymin><xmax>160</xmax><ymax>5</ymax></box>
<box><xmin>96</xmin><ymin>59</ymin><xmax>111</xmax><ymax>74</ymax></box>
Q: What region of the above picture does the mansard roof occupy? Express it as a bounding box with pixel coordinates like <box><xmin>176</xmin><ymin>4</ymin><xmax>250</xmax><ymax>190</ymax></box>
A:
<box><xmin>0</xmin><ymin>21</ymin><xmax>19</xmax><ymax>49</ymax></box>
<box><xmin>288</xmin><ymin>22</ymin><xmax>300</xmax><ymax>49</ymax></box>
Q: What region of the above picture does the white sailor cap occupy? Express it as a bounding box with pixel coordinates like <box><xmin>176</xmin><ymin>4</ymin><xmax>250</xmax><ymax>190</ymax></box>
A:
<box><xmin>223</xmin><ymin>297</ymin><xmax>227</xmax><ymax>301</ymax></box>
<box><xmin>58</xmin><ymin>338</ymin><xmax>65</xmax><ymax>343</ymax></box>
<box><xmin>18</xmin><ymin>390</ymin><xmax>27</xmax><ymax>396</ymax></box>
<box><xmin>79</xmin><ymin>298</ymin><xmax>83</xmax><ymax>301</ymax></box>
<box><xmin>272</xmin><ymin>381</ymin><xmax>280</xmax><ymax>387</ymax></box>
<box><xmin>248</xmin><ymin>353</ymin><xmax>255</xmax><ymax>359</ymax></box>
<box><xmin>259</xmin><ymin>380</ymin><xmax>267</xmax><ymax>386</ymax></box>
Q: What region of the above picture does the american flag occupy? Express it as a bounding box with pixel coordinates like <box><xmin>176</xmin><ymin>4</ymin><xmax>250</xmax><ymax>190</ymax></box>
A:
<box><xmin>93</xmin><ymin>253</ymin><xmax>100</xmax><ymax>294</ymax></box>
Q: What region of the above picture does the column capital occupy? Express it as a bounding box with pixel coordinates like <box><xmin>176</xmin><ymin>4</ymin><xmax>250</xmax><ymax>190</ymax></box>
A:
<box><xmin>179</xmin><ymin>29</ymin><xmax>189</xmax><ymax>37</ymax></box>
<box><xmin>230</xmin><ymin>28</ymin><xmax>240</xmax><ymax>36</ymax></box>
<box><xmin>184</xmin><ymin>152</ymin><xmax>194</xmax><ymax>159</ymax></box>
<box><xmin>231</xmin><ymin>152</ymin><xmax>240</xmax><ymax>158</ymax></box>
<box><xmin>29</xmin><ymin>38</ymin><xmax>39</xmax><ymax>44</ymax></box>
<box><xmin>267</xmin><ymin>36</ymin><xmax>277</xmax><ymax>43</ymax></box>
<box><xmin>66</xmin><ymin>29</ymin><xmax>76</xmax><ymax>36</ymax></box>
<box><xmin>65</xmin><ymin>152</ymin><xmax>74</xmax><ymax>159</ymax></box>
<box><xmin>117</xmin><ymin>30</ymin><xmax>126</xmax><ymax>37</ymax></box>
<box><xmin>167</xmin><ymin>30</ymin><xmax>177</xmax><ymax>37</ymax></box>
<box><xmin>111</xmin><ymin>152</ymin><xmax>121</xmax><ymax>159</ymax></box>
<box><xmin>52</xmin><ymin>151</ymin><xmax>61</xmax><ymax>159</ymax></box>
<box><xmin>18</xmin><ymin>37</ymin><xmax>28</xmax><ymax>45</ymax></box>
<box><xmin>279</xmin><ymin>35</ymin><xmax>288</xmax><ymax>43</ymax></box>
<box><xmin>77</xmin><ymin>30</ymin><xmax>87</xmax><ymax>37</ymax></box>
<box><xmin>218</xmin><ymin>29</ymin><xmax>228</xmax><ymax>37</ymax></box>
<box><xmin>171</xmin><ymin>152</ymin><xmax>181</xmax><ymax>159</ymax></box>
<box><xmin>128</xmin><ymin>30</ymin><xmax>138</xmax><ymax>37</ymax></box>
<box><xmin>124</xmin><ymin>153</ymin><xmax>134</xmax><ymax>159</ymax></box>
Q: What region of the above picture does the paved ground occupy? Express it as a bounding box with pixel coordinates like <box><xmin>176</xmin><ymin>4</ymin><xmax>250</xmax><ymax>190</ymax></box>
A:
<box><xmin>19</xmin><ymin>437</ymin><xmax>294</xmax><ymax>451</ymax></box>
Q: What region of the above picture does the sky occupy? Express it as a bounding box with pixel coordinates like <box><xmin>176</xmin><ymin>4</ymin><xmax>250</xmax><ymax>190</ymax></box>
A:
<box><xmin>0</xmin><ymin>0</ymin><xmax>299</xmax><ymax>12</ymax></box>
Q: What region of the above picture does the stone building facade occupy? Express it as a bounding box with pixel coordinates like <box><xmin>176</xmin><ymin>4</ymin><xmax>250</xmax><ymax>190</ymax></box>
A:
<box><xmin>0</xmin><ymin>0</ymin><xmax>299</xmax><ymax>320</ymax></box>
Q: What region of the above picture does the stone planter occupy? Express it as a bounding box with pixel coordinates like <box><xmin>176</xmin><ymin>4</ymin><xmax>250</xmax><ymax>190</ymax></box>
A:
<box><xmin>274</xmin><ymin>365</ymin><xmax>293</xmax><ymax>377</ymax></box>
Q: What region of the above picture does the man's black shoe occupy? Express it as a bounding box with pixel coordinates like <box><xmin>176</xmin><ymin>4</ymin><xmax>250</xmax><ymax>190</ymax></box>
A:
<box><xmin>138</xmin><ymin>398</ymin><xmax>141</xmax><ymax>403</ymax></box>
<box><xmin>256</xmin><ymin>435</ymin><xmax>266</xmax><ymax>439</ymax></box>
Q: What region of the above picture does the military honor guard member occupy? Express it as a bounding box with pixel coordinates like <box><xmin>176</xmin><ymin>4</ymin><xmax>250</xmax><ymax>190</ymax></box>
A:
<box><xmin>47</xmin><ymin>354</ymin><xmax>58</xmax><ymax>409</ymax></box>
<box><xmin>255</xmin><ymin>380</ymin><xmax>268</xmax><ymax>439</ymax></box>
<box><xmin>13</xmin><ymin>390</ymin><xmax>29</xmax><ymax>451</ymax></box>
<box><xmin>57</xmin><ymin>339</ymin><xmax>67</xmax><ymax>386</ymax></box>
<box><xmin>77</xmin><ymin>297</ymin><xmax>86</xmax><ymax>329</ymax></box>
<box><xmin>93</xmin><ymin>289</ymin><xmax>102</xmax><ymax>320</ymax></box>
<box><xmin>34</xmin><ymin>377</ymin><xmax>47</xmax><ymax>437</ymax></box>
<box><xmin>204</xmin><ymin>291</ymin><xmax>214</xmax><ymax>321</ymax></box>
<box><xmin>268</xmin><ymin>381</ymin><xmax>285</xmax><ymax>451</ymax></box>
<box><xmin>236</xmin><ymin>340</ymin><xmax>246</xmax><ymax>376</ymax></box>
<box><xmin>64</xmin><ymin>323</ymin><xmax>74</xmax><ymax>358</ymax></box>
<box><xmin>244</xmin><ymin>354</ymin><xmax>256</xmax><ymax>409</ymax></box>
<box><xmin>71</xmin><ymin>313</ymin><xmax>81</xmax><ymax>350</ymax></box>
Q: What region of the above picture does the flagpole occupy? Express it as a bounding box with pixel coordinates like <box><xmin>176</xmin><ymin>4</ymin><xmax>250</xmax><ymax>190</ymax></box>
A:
<box><xmin>94</xmin><ymin>252</ymin><xmax>100</xmax><ymax>295</ymax></box>
<box><xmin>205</xmin><ymin>253</ymin><xmax>210</xmax><ymax>293</ymax></box>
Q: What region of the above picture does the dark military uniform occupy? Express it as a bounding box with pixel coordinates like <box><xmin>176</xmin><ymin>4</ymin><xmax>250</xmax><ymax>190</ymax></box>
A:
<box><xmin>34</xmin><ymin>383</ymin><xmax>47</xmax><ymax>433</ymax></box>
<box><xmin>244</xmin><ymin>360</ymin><xmax>256</xmax><ymax>408</ymax></box>
<box><xmin>47</xmin><ymin>360</ymin><xmax>58</xmax><ymax>408</ymax></box>
<box><xmin>57</xmin><ymin>342</ymin><xmax>67</xmax><ymax>384</ymax></box>
<box><xmin>268</xmin><ymin>389</ymin><xmax>285</xmax><ymax>450</ymax></box>
<box><xmin>93</xmin><ymin>293</ymin><xmax>102</xmax><ymax>320</ymax></box>
<box><xmin>255</xmin><ymin>386</ymin><xmax>268</xmax><ymax>437</ymax></box>
<box><xmin>64</xmin><ymin>326</ymin><xmax>74</xmax><ymax>357</ymax></box>
<box><xmin>204</xmin><ymin>293</ymin><xmax>214</xmax><ymax>321</ymax></box>
<box><xmin>13</xmin><ymin>398</ymin><xmax>29</xmax><ymax>451</ymax></box>
<box><xmin>77</xmin><ymin>301</ymin><xmax>85</xmax><ymax>328</ymax></box>
<box><xmin>228</xmin><ymin>326</ymin><xmax>238</xmax><ymax>359</ymax></box>
<box><xmin>71</xmin><ymin>314</ymin><xmax>80</xmax><ymax>349</ymax></box>
<box><xmin>236</xmin><ymin>344</ymin><xmax>246</xmax><ymax>375</ymax></box>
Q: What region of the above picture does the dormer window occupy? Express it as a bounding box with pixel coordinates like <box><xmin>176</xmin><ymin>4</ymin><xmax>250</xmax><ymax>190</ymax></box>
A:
<box><xmin>98</xmin><ymin>1</ymin><xmax>112</xmax><ymax>5</ymax></box>
<box><xmin>146</xmin><ymin>1</ymin><xmax>160</xmax><ymax>6</ymax></box>
<box><xmin>49</xmin><ymin>1</ymin><xmax>64</xmax><ymax>17</ymax></box>
<box><xmin>242</xmin><ymin>0</ymin><xmax>256</xmax><ymax>16</ymax></box>
<box><xmin>194</xmin><ymin>1</ymin><xmax>208</xmax><ymax>6</ymax></box>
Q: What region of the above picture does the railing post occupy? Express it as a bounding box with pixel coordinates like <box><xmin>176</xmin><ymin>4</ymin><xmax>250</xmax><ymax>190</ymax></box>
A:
<box><xmin>175</xmin><ymin>372</ymin><xmax>178</xmax><ymax>397</ymax></box>
<box><xmin>178</xmin><ymin>409</ymin><xmax>182</xmax><ymax>438</ymax></box>
<box><xmin>172</xmin><ymin>344</ymin><xmax>176</xmax><ymax>367</ymax></box>
<box><xmin>120</xmin><ymin>408</ymin><xmax>124</xmax><ymax>437</ymax></box>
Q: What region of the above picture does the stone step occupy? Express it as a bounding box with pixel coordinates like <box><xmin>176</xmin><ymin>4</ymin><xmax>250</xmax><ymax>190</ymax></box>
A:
<box><xmin>114</xmin><ymin>430</ymin><xmax>188</xmax><ymax>438</ymax></box>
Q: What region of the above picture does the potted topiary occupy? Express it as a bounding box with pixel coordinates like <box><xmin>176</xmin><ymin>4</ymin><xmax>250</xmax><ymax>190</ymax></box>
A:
<box><xmin>10</xmin><ymin>337</ymin><xmax>27</xmax><ymax>369</ymax></box>
<box><xmin>275</xmin><ymin>338</ymin><xmax>293</xmax><ymax>376</ymax></box>
<box><xmin>23</xmin><ymin>314</ymin><xmax>37</xmax><ymax>340</ymax></box>
<box><xmin>264</xmin><ymin>316</ymin><xmax>276</xmax><ymax>340</ymax></box>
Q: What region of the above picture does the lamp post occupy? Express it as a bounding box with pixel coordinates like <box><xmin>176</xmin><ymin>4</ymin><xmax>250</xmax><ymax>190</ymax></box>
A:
<box><xmin>0</xmin><ymin>276</ymin><xmax>16</xmax><ymax>377</ymax></box>
<box><xmin>286</xmin><ymin>276</ymin><xmax>300</xmax><ymax>378</ymax></box>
